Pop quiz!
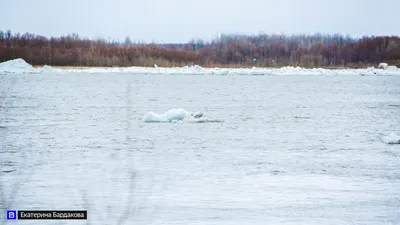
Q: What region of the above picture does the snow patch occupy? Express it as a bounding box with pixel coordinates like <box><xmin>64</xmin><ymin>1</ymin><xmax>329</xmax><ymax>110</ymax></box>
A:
<box><xmin>0</xmin><ymin>58</ymin><xmax>38</xmax><ymax>74</ymax></box>
<box><xmin>382</xmin><ymin>132</ymin><xmax>400</xmax><ymax>144</ymax></box>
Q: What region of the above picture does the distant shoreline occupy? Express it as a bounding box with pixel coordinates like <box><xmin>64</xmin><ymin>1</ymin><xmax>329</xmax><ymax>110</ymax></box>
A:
<box><xmin>1</xmin><ymin>30</ymin><xmax>399</xmax><ymax>70</ymax></box>
<box><xmin>31</xmin><ymin>65</ymin><xmax>375</xmax><ymax>70</ymax></box>
<box><xmin>2</xmin><ymin>58</ymin><xmax>398</xmax><ymax>75</ymax></box>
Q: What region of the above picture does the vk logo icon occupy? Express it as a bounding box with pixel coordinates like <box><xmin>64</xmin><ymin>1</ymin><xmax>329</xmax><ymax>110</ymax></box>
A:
<box><xmin>7</xmin><ymin>210</ymin><xmax>17</xmax><ymax>220</ymax></box>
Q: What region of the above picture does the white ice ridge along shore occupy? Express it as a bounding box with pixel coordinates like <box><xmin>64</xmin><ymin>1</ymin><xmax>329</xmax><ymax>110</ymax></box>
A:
<box><xmin>1</xmin><ymin>58</ymin><xmax>400</xmax><ymax>76</ymax></box>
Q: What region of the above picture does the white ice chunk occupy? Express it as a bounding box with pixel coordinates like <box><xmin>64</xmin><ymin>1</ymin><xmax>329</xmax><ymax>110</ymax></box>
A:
<box><xmin>143</xmin><ymin>108</ymin><xmax>191</xmax><ymax>123</ymax></box>
<box><xmin>382</xmin><ymin>132</ymin><xmax>400</xmax><ymax>144</ymax></box>
<box><xmin>0</xmin><ymin>58</ymin><xmax>38</xmax><ymax>73</ymax></box>
<box><xmin>378</xmin><ymin>63</ymin><xmax>388</xmax><ymax>69</ymax></box>
<box><xmin>40</xmin><ymin>65</ymin><xmax>54</xmax><ymax>73</ymax></box>
<box><xmin>142</xmin><ymin>108</ymin><xmax>223</xmax><ymax>123</ymax></box>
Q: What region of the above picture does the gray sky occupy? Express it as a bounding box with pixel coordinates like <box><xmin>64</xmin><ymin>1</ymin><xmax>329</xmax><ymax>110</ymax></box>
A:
<box><xmin>1</xmin><ymin>0</ymin><xmax>399</xmax><ymax>43</ymax></box>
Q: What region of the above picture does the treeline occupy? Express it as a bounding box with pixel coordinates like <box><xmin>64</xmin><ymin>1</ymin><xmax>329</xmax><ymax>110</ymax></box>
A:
<box><xmin>0</xmin><ymin>31</ymin><xmax>201</xmax><ymax>67</ymax></box>
<box><xmin>0</xmin><ymin>30</ymin><xmax>399</xmax><ymax>68</ymax></box>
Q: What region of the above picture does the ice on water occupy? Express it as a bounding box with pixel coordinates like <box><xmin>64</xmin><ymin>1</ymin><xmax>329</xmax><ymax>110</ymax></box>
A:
<box><xmin>143</xmin><ymin>108</ymin><xmax>209</xmax><ymax>123</ymax></box>
<box><xmin>382</xmin><ymin>132</ymin><xmax>400</xmax><ymax>144</ymax></box>
<box><xmin>0</xmin><ymin>58</ymin><xmax>400</xmax><ymax>225</ymax></box>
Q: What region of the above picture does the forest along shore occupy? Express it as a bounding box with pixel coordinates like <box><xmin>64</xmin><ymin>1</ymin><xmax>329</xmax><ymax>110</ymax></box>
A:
<box><xmin>0</xmin><ymin>30</ymin><xmax>399</xmax><ymax>68</ymax></box>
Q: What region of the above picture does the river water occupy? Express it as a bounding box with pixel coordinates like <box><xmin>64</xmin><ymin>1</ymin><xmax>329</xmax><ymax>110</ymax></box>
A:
<box><xmin>1</xmin><ymin>72</ymin><xmax>399</xmax><ymax>225</ymax></box>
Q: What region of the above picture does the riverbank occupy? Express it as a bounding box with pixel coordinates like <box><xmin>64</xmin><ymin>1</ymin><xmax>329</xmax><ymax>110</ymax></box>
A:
<box><xmin>30</xmin><ymin>64</ymin><xmax>376</xmax><ymax>70</ymax></box>
<box><xmin>2</xmin><ymin>58</ymin><xmax>398</xmax><ymax>76</ymax></box>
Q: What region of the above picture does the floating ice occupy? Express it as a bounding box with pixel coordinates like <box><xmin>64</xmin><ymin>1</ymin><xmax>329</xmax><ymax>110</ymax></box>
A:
<box><xmin>143</xmin><ymin>108</ymin><xmax>191</xmax><ymax>123</ymax></box>
<box><xmin>143</xmin><ymin>108</ymin><xmax>223</xmax><ymax>123</ymax></box>
<box><xmin>0</xmin><ymin>58</ymin><xmax>39</xmax><ymax>74</ymax></box>
<box><xmin>382</xmin><ymin>132</ymin><xmax>400</xmax><ymax>144</ymax></box>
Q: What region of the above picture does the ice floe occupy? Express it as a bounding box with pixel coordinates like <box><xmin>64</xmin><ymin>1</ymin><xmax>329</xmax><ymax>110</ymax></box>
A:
<box><xmin>382</xmin><ymin>132</ymin><xmax>400</xmax><ymax>144</ymax></box>
<box><xmin>143</xmin><ymin>108</ymin><xmax>223</xmax><ymax>123</ymax></box>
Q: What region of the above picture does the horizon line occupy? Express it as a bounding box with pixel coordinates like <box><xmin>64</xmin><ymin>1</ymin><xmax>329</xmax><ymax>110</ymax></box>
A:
<box><xmin>1</xmin><ymin>29</ymin><xmax>400</xmax><ymax>44</ymax></box>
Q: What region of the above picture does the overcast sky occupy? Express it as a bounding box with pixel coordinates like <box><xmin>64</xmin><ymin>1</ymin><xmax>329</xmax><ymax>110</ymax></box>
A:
<box><xmin>1</xmin><ymin>0</ymin><xmax>399</xmax><ymax>43</ymax></box>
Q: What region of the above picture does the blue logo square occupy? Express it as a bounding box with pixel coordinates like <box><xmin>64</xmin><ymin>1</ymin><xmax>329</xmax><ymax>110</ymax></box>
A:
<box><xmin>7</xmin><ymin>210</ymin><xmax>17</xmax><ymax>220</ymax></box>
